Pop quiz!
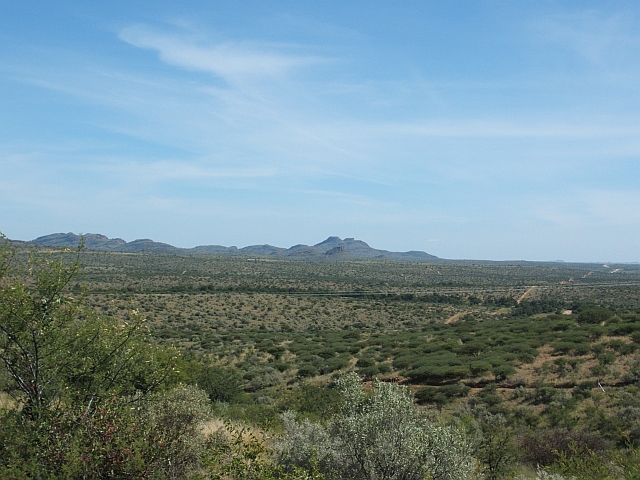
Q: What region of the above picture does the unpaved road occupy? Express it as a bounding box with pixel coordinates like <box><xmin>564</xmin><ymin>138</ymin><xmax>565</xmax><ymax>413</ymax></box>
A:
<box><xmin>517</xmin><ymin>286</ymin><xmax>536</xmax><ymax>304</ymax></box>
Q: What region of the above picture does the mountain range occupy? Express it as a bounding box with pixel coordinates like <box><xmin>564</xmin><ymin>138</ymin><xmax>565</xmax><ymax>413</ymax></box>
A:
<box><xmin>26</xmin><ymin>233</ymin><xmax>440</xmax><ymax>262</ymax></box>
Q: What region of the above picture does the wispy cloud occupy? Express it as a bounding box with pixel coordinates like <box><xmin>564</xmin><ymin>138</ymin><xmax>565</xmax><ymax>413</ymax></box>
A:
<box><xmin>316</xmin><ymin>118</ymin><xmax>640</xmax><ymax>139</ymax></box>
<box><xmin>534</xmin><ymin>9</ymin><xmax>640</xmax><ymax>65</ymax></box>
<box><xmin>83</xmin><ymin>159</ymin><xmax>278</xmax><ymax>182</ymax></box>
<box><xmin>119</xmin><ymin>25</ymin><xmax>325</xmax><ymax>83</ymax></box>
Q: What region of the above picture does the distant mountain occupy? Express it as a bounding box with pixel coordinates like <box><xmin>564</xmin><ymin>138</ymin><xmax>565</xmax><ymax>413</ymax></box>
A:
<box><xmin>32</xmin><ymin>233</ymin><xmax>128</xmax><ymax>250</ymax></box>
<box><xmin>311</xmin><ymin>236</ymin><xmax>438</xmax><ymax>261</ymax></box>
<box><xmin>28</xmin><ymin>233</ymin><xmax>440</xmax><ymax>261</ymax></box>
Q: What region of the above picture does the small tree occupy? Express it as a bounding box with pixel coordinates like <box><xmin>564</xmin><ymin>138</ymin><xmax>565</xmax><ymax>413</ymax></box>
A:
<box><xmin>0</xmin><ymin>236</ymin><xmax>84</xmax><ymax>418</ymax></box>
<box><xmin>0</xmin><ymin>235</ymin><xmax>207</xmax><ymax>478</ymax></box>
<box><xmin>476</xmin><ymin>411</ymin><xmax>516</xmax><ymax>480</ymax></box>
<box><xmin>0</xmin><ymin>235</ymin><xmax>179</xmax><ymax>419</ymax></box>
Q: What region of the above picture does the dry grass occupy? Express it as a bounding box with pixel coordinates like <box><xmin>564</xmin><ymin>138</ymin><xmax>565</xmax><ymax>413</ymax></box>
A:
<box><xmin>201</xmin><ymin>418</ymin><xmax>267</xmax><ymax>442</ymax></box>
<box><xmin>0</xmin><ymin>392</ymin><xmax>16</xmax><ymax>410</ymax></box>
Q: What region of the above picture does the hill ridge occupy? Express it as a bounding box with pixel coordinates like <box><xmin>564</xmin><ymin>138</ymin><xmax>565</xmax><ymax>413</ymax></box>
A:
<box><xmin>29</xmin><ymin>233</ymin><xmax>439</xmax><ymax>261</ymax></box>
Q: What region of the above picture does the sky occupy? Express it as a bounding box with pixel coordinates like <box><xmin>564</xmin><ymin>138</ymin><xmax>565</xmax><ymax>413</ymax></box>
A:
<box><xmin>1</xmin><ymin>1</ymin><xmax>639</xmax><ymax>262</ymax></box>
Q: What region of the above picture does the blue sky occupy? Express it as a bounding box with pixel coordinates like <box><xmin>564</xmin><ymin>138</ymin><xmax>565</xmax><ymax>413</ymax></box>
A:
<box><xmin>1</xmin><ymin>1</ymin><xmax>639</xmax><ymax>261</ymax></box>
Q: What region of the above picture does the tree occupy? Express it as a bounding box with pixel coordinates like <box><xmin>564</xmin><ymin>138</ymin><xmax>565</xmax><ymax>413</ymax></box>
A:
<box><xmin>0</xmin><ymin>236</ymin><xmax>84</xmax><ymax>418</ymax></box>
<box><xmin>0</xmin><ymin>235</ymin><xmax>208</xmax><ymax>478</ymax></box>
<box><xmin>476</xmin><ymin>411</ymin><xmax>516</xmax><ymax>480</ymax></box>
<box><xmin>198</xmin><ymin>365</ymin><xmax>244</xmax><ymax>403</ymax></box>
<box><xmin>0</xmin><ymin>235</ymin><xmax>179</xmax><ymax>419</ymax></box>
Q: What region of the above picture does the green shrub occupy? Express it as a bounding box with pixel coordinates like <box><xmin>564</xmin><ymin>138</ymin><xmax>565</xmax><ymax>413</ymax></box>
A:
<box><xmin>493</xmin><ymin>365</ymin><xmax>516</xmax><ymax>381</ymax></box>
<box><xmin>579</xmin><ymin>307</ymin><xmax>614</xmax><ymax>324</ymax></box>
<box><xmin>530</xmin><ymin>386</ymin><xmax>557</xmax><ymax>405</ymax></box>
<box><xmin>283</xmin><ymin>384</ymin><xmax>341</xmax><ymax>421</ymax></box>
<box><xmin>272</xmin><ymin>361</ymin><xmax>292</xmax><ymax>372</ymax></box>
<box><xmin>440</xmin><ymin>383</ymin><xmax>471</xmax><ymax>398</ymax></box>
<box><xmin>470</xmin><ymin>361</ymin><xmax>493</xmax><ymax>376</ymax></box>
<box><xmin>377</xmin><ymin>363</ymin><xmax>393</xmax><ymax>374</ymax></box>
<box><xmin>518</xmin><ymin>428</ymin><xmax>609</xmax><ymax>468</ymax></box>
<box><xmin>198</xmin><ymin>366</ymin><xmax>244</xmax><ymax>402</ymax></box>
<box><xmin>297</xmin><ymin>365</ymin><xmax>319</xmax><ymax>378</ymax></box>
<box><xmin>620</xmin><ymin>343</ymin><xmax>638</xmax><ymax>355</ymax></box>
<box><xmin>572</xmin><ymin>342</ymin><xmax>592</xmax><ymax>356</ymax></box>
<box><xmin>355</xmin><ymin>358</ymin><xmax>375</xmax><ymax>368</ymax></box>
<box><xmin>319</xmin><ymin>357</ymin><xmax>348</xmax><ymax>374</ymax></box>
<box><xmin>275</xmin><ymin>373</ymin><xmax>478</xmax><ymax>479</ymax></box>
<box><xmin>415</xmin><ymin>386</ymin><xmax>449</xmax><ymax>409</ymax></box>
<box><xmin>357</xmin><ymin>366</ymin><xmax>381</xmax><ymax>379</ymax></box>
<box><xmin>572</xmin><ymin>382</ymin><xmax>594</xmax><ymax>399</ymax></box>
<box><xmin>0</xmin><ymin>385</ymin><xmax>212</xmax><ymax>479</ymax></box>
<box><xmin>597</xmin><ymin>351</ymin><xmax>616</xmax><ymax>365</ymax></box>
<box><xmin>590</xmin><ymin>364</ymin><xmax>609</xmax><ymax>376</ymax></box>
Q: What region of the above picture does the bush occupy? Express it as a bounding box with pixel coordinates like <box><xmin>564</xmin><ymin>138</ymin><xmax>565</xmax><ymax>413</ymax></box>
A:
<box><xmin>0</xmin><ymin>239</ymin><xmax>205</xmax><ymax>478</ymax></box>
<box><xmin>319</xmin><ymin>357</ymin><xmax>348</xmax><ymax>374</ymax></box>
<box><xmin>297</xmin><ymin>365</ymin><xmax>319</xmax><ymax>378</ymax></box>
<box><xmin>528</xmin><ymin>386</ymin><xmax>562</xmax><ymax>405</ymax></box>
<box><xmin>440</xmin><ymin>383</ymin><xmax>471</xmax><ymax>398</ymax></box>
<box><xmin>276</xmin><ymin>412</ymin><xmax>334</xmax><ymax>473</ymax></box>
<box><xmin>247</xmin><ymin>367</ymin><xmax>283</xmax><ymax>392</ymax></box>
<box><xmin>0</xmin><ymin>385</ymin><xmax>212</xmax><ymax>479</ymax></box>
<box><xmin>597</xmin><ymin>351</ymin><xmax>616</xmax><ymax>365</ymax></box>
<box><xmin>283</xmin><ymin>384</ymin><xmax>341</xmax><ymax>421</ymax></box>
<box><xmin>619</xmin><ymin>343</ymin><xmax>638</xmax><ymax>355</ymax></box>
<box><xmin>470</xmin><ymin>361</ymin><xmax>492</xmax><ymax>376</ymax></box>
<box><xmin>275</xmin><ymin>373</ymin><xmax>477</xmax><ymax>480</ymax></box>
<box><xmin>493</xmin><ymin>365</ymin><xmax>516</xmax><ymax>381</ymax></box>
<box><xmin>579</xmin><ymin>307</ymin><xmax>614</xmax><ymax>324</ymax></box>
<box><xmin>205</xmin><ymin>421</ymin><xmax>321</xmax><ymax>479</ymax></box>
<box><xmin>357</xmin><ymin>365</ymin><xmax>381</xmax><ymax>379</ymax></box>
<box><xmin>0</xmin><ymin>243</ymin><xmax>179</xmax><ymax>419</ymax></box>
<box><xmin>518</xmin><ymin>428</ymin><xmax>609</xmax><ymax>467</ymax></box>
<box><xmin>141</xmin><ymin>384</ymin><xmax>212</xmax><ymax>478</ymax></box>
<box><xmin>415</xmin><ymin>386</ymin><xmax>449</xmax><ymax>409</ymax></box>
<box><xmin>572</xmin><ymin>382</ymin><xmax>594</xmax><ymax>400</ymax></box>
<box><xmin>198</xmin><ymin>365</ymin><xmax>244</xmax><ymax>402</ymax></box>
<box><xmin>475</xmin><ymin>411</ymin><xmax>516</xmax><ymax>480</ymax></box>
<box><xmin>355</xmin><ymin>358</ymin><xmax>375</xmax><ymax>368</ymax></box>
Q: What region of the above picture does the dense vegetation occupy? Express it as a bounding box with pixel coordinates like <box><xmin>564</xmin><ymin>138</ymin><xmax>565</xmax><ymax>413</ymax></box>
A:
<box><xmin>2</xmin><ymin>237</ymin><xmax>640</xmax><ymax>478</ymax></box>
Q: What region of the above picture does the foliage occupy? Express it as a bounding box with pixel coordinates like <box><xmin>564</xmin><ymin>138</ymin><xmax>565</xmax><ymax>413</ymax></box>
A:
<box><xmin>276</xmin><ymin>412</ymin><xmax>335</xmax><ymax>474</ymax></box>
<box><xmin>143</xmin><ymin>384</ymin><xmax>213</xmax><ymax>478</ymax></box>
<box><xmin>0</xmin><ymin>238</ymin><xmax>209</xmax><ymax>478</ymax></box>
<box><xmin>0</xmin><ymin>384</ymin><xmax>211</xmax><ymax>479</ymax></box>
<box><xmin>5</xmin><ymin>238</ymin><xmax>640</xmax><ymax>477</ymax></box>
<box><xmin>515</xmin><ymin>469</ymin><xmax>572</xmax><ymax>480</ymax></box>
<box><xmin>518</xmin><ymin>429</ymin><xmax>609</xmax><ymax>467</ymax></box>
<box><xmin>415</xmin><ymin>386</ymin><xmax>449</xmax><ymax>409</ymax></box>
<box><xmin>475</xmin><ymin>411</ymin><xmax>516</xmax><ymax>480</ymax></box>
<box><xmin>198</xmin><ymin>365</ymin><xmax>244</xmax><ymax>402</ymax></box>
<box><xmin>0</xmin><ymin>239</ymin><xmax>180</xmax><ymax>420</ymax></box>
<box><xmin>275</xmin><ymin>373</ymin><xmax>477</xmax><ymax>480</ymax></box>
<box><xmin>203</xmin><ymin>421</ymin><xmax>325</xmax><ymax>479</ymax></box>
<box><xmin>579</xmin><ymin>307</ymin><xmax>614</xmax><ymax>325</ymax></box>
<box><xmin>549</xmin><ymin>444</ymin><xmax>612</xmax><ymax>479</ymax></box>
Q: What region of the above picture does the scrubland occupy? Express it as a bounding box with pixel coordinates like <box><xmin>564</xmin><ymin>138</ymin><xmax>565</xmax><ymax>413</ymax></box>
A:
<box><xmin>2</xmin><ymin>244</ymin><xmax>640</xmax><ymax>478</ymax></box>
